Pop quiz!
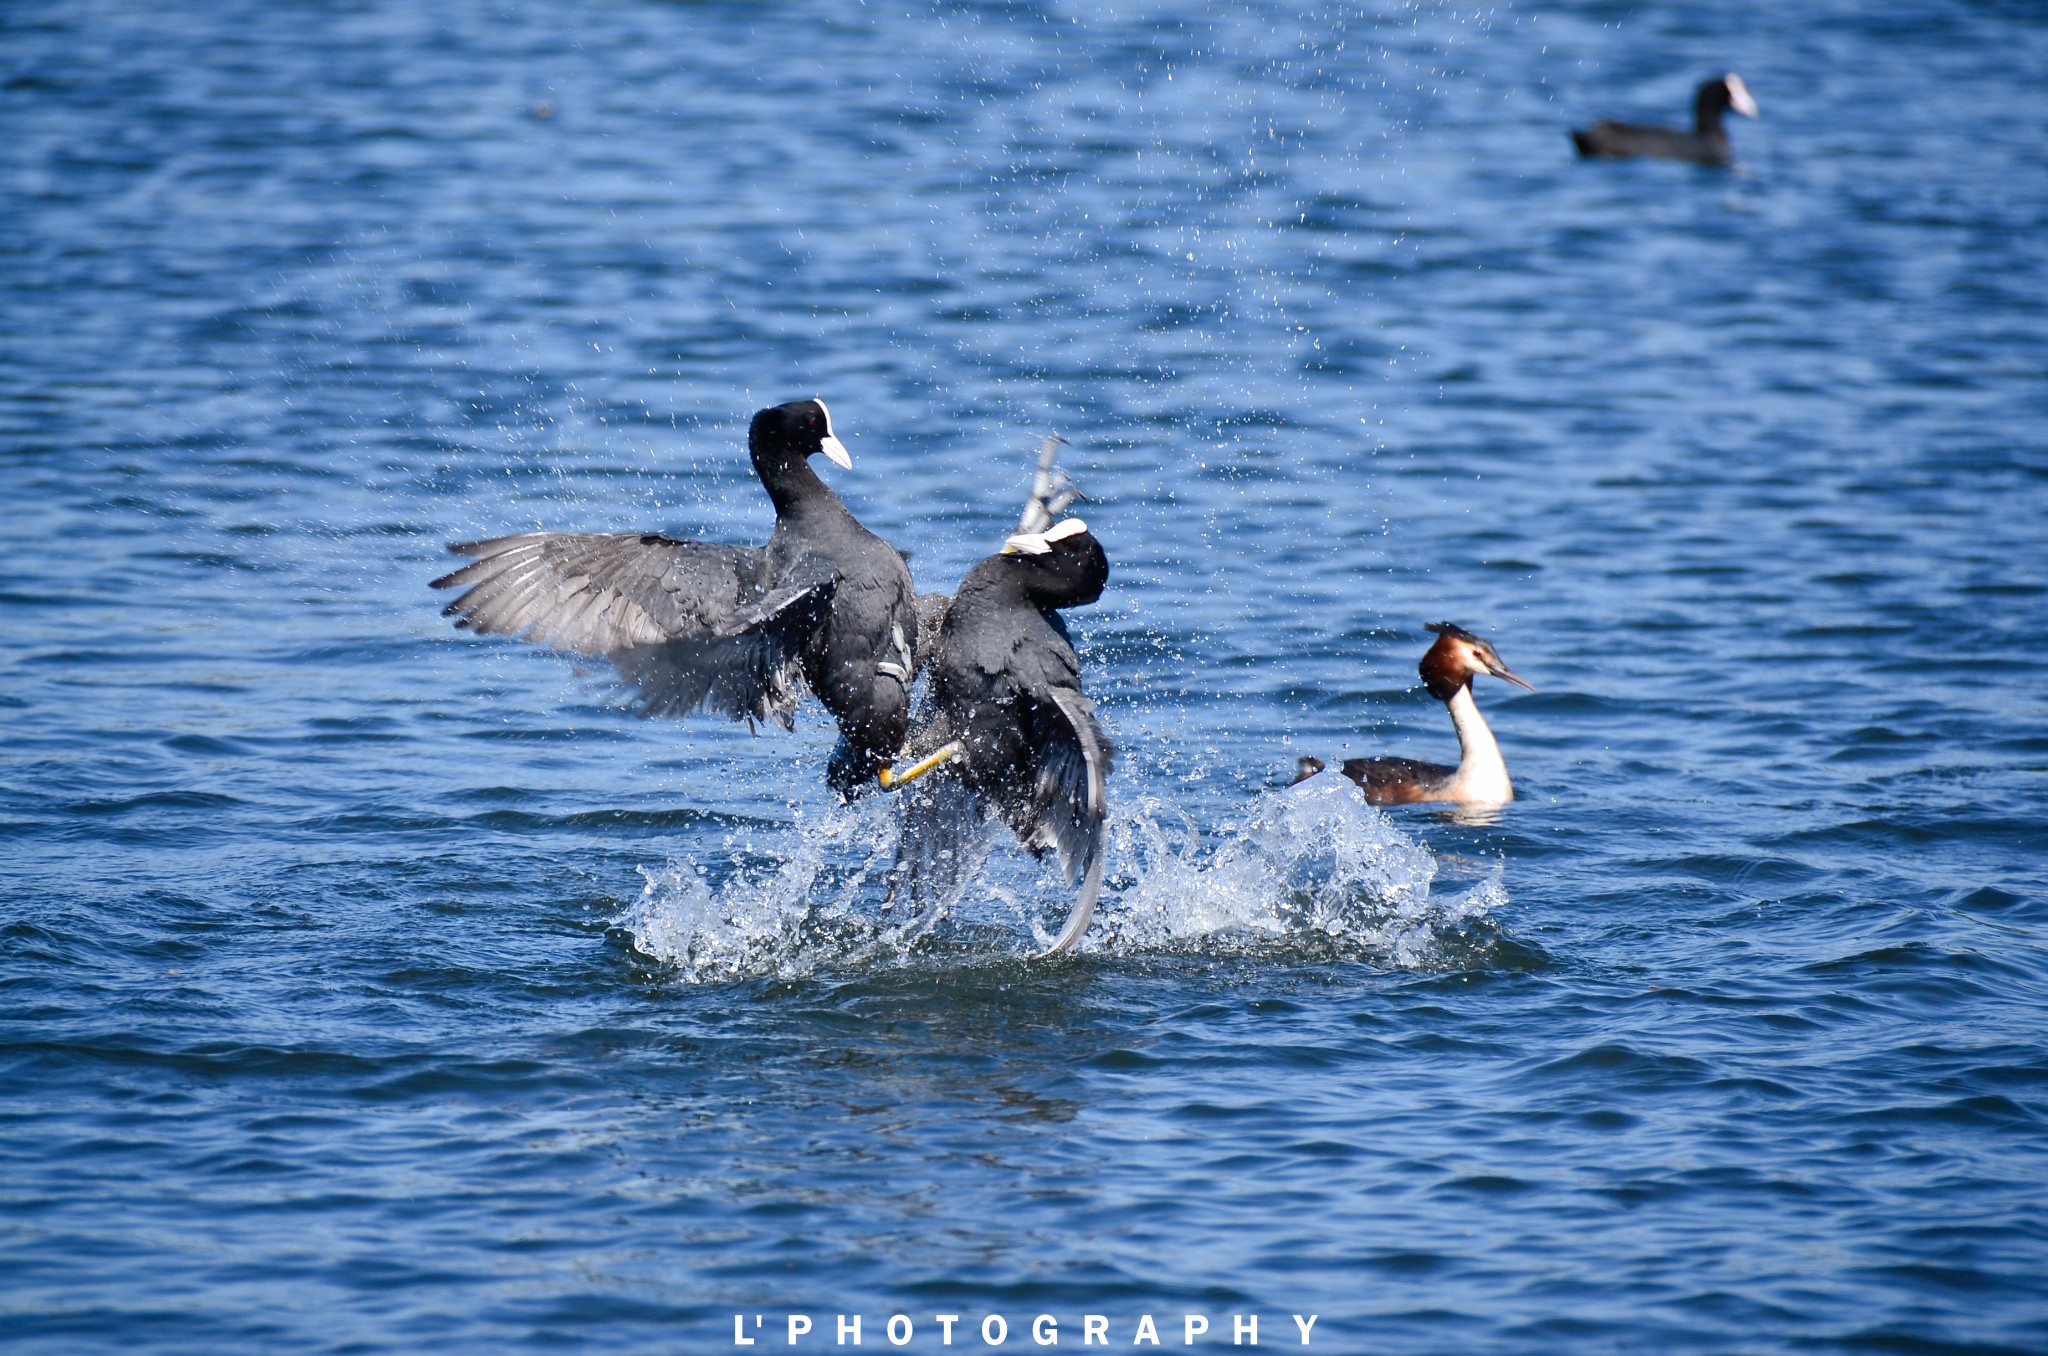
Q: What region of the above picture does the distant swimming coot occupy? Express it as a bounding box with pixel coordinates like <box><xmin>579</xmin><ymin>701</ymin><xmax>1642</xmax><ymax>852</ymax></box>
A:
<box><xmin>433</xmin><ymin>399</ymin><xmax>920</xmax><ymax>799</ymax></box>
<box><xmin>1295</xmin><ymin>622</ymin><xmax>1533</xmax><ymax>807</ymax></box>
<box><xmin>1571</xmin><ymin>73</ymin><xmax>1758</xmax><ymax>166</ymax></box>
<box><xmin>883</xmin><ymin>517</ymin><xmax>1113</xmax><ymax>957</ymax></box>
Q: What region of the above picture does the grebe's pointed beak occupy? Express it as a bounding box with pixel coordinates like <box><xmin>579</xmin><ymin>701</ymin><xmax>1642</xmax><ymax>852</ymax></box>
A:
<box><xmin>1486</xmin><ymin>657</ymin><xmax>1535</xmax><ymax>692</ymax></box>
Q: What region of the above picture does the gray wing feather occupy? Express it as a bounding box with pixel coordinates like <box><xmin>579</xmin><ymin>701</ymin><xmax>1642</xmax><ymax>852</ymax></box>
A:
<box><xmin>1020</xmin><ymin>685</ymin><xmax>1112</xmax><ymax>888</ymax></box>
<box><xmin>612</xmin><ymin>575</ymin><xmax>832</xmax><ymax>726</ymax></box>
<box><xmin>1038</xmin><ymin>844</ymin><xmax>1103</xmax><ymax>958</ymax></box>
<box><xmin>435</xmin><ymin>532</ymin><xmax>752</xmax><ymax>651</ymax></box>
<box><xmin>1028</xmin><ymin>686</ymin><xmax>1110</xmax><ymax>957</ymax></box>
<box><xmin>433</xmin><ymin>531</ymin><xmax>834</xmax><ymax>727</ymax></box>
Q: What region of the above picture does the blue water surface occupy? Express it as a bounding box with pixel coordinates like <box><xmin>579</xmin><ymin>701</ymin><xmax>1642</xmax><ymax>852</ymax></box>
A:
<box><xmin>5</xmin><ymin>1</ymin><xmax>2048</xmax><ymax>1352</ymax></box>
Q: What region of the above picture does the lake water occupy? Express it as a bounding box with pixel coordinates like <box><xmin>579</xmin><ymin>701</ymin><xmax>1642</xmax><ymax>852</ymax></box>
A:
<box><xmin>5</xmin><ymin>2</ymin><xmax>2047</xmax><ymax>1352</ymax></box>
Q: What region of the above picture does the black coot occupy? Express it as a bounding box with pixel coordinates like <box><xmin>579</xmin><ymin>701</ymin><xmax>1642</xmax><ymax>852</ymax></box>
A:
<box><xmin>1572</xmin><ymin>73</ymin><xmax>1758</xmax><ymax>166</ymax></box>
<box><xmin>883</xmin><ymin>517</ymin><xmax>1112</xmax><ymax>957</ymax></box>
<box><xmin>433</xmin><ymin>398</ymin><xmax>919</xmax><ymax>799</ymax></box>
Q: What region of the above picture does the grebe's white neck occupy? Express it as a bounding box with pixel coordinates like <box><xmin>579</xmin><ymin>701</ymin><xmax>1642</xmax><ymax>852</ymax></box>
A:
<box><xmin>1444</xmin><ymin>683</ymin><xmax>1513</xmax><ymax>805</ymax></box>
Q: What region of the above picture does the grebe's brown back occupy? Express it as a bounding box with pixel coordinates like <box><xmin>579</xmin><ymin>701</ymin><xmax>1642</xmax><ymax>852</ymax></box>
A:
<box><xmin>1295</xmin><ymin>622</ymin><xmax>1533</xmax><ymax>807</ymax></box>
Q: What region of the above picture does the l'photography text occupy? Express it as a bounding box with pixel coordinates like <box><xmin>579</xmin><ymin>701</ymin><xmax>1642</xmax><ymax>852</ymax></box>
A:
<box><xmin>733</xmin><ymin>1312</ymin><xmax>1320</xmax><ymax>1347</ymax></box>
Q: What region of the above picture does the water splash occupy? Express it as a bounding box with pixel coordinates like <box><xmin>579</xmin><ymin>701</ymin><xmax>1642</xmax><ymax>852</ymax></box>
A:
<box><xmin>622</xmin><ymin>799</ymin><xmax>900</xmax><ymax>984</ymax></box>
<box><xmin>1095</xmin><ymin>773</ymin><xmax>1505</xmax><ymax>968</ymax></box>
<box><xmin>624</xmin><ymin>773</ymin><xmax>1507</xmax><ymax>982</ymax></box>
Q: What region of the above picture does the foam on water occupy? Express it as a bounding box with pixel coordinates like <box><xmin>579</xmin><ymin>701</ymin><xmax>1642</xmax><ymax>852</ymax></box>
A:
<box><xmin>624</xmin><ymin>799</ymin><xmax>903</xmax><ymax>983</ymax></box>
<box><xmin>1096</xmin><ymin>773</ymin><xmax>1507</xmax><ymax>967</ymax></box>
<box><xmin>624</xmin><ymin>772</ymin><xmax>1507</xmax><ymax>982</ymax></box>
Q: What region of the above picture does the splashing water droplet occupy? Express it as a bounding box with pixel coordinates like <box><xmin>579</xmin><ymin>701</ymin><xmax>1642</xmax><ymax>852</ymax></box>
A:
<box><xmin>624</xmin><ymin>776</ymin><xmax>1508</xmax><ymax>982</ymax></box>
<box><xmin>1094</xmin><ymin>775</ymin><xmax>1503</xmax><ymax>967</ymax></box>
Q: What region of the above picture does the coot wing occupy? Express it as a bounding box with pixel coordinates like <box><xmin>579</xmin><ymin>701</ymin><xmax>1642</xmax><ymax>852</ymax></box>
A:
<box><xmin>887</xmin><ymin>681</ymin><xmax>1110</xmax><ymax>955</ymax></box>
<box><xmin>435</xmin><ymin>531</ymin><xmax>758</xmax><ymax>649</ymax></box>
<box><xmin>433</xmin><ymin>531</ymin><xmax>835</xmax><ymax>728</ymax></box>
<box><xmin>1012</xmin><ymin>685</ymin><xmax>1111</xmax><ymax>883</ymax></box>
<box><xmin>1020</xmin><ymin>685</ymin><xmax>1113</xmax><ymax>956</ymax></box>
<box><xmin>1571</xmin><ymin>120</ymin><xmax>1723</xmax><ymax>164</ymax></box>
<box><xmin>611</xmin><ymin>560</ymin><xmax>836</xmax><ymax>725</ymax></box>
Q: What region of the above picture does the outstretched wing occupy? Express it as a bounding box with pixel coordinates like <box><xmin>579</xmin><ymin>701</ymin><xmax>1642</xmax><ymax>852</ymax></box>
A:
<box><xmin>610</xmin><ymin>565</ymin><xmax>834</xmax><ymax>725</ymax></box>
<box><xmin>1011</xmin><ymin>686</ymin><xmax>1111</xmax><ymax>883</ymax></box>
<box><xmin>1017</xmin><ymin>685</ymin><xmax>1113</xmax><ymax>956</ymax></box>
<box><xmin>432</xmin><ymin>531</ymin><xmax>835</xmax><ymax>728</ymax></box>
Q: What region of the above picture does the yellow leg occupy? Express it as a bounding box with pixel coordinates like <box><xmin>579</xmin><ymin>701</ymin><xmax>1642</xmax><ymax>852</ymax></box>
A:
<box><xmin>878</xmin><ymin>740</ymin><xmax>964</xmax><ymax>791</ymax></box>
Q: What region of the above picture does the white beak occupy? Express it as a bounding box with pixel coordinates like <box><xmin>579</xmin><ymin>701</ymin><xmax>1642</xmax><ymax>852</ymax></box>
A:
<box><xmin>814</xmin><ymin>398</ymin><xmax>853</xmax><ymax>469</ymax></box>
<box><xmin>1002</xmin><ymin>517</ymin><xmax>1087</xmax><ymax>556</ymax></box>
<box><xmin>1726</xmin><ymin>73</ymin><xmax>1759</xmax><ymax>119</ymax></box>
<box><xmin>1002</xmin><ymin>530</ymin><xmax>1051</xmax><ymax>556</ymax></box>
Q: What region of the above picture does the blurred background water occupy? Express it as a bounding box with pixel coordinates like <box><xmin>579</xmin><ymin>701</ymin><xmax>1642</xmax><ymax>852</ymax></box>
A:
<box><xmin>4</xmin><ymin>1</ymin><xmax>2047</xmax><ymax>1351</ymax></box>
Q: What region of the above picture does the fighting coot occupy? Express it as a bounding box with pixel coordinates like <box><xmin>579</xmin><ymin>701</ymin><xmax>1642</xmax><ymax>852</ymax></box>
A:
<box><xmin>883</xmin><ymin>517</ymin><xmax>1112</xmax><ymax>957</ymax></box>
<box><xmin>433</xmin><ymin>399</ymin><xmax>919</xmax><ymax>799</ymax></box>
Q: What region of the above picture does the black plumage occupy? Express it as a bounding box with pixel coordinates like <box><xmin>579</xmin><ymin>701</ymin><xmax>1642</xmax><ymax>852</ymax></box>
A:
<box><xmin>1571</xmin><ymin>73</ymin><xmax>1759</xmax><ymax>166</ymax></box>
<box><xmin>432</xmin><ymin>398</ymin><xmax>919</xmax><ymax>799</ymax></box>
<box><xmin>889</xmin><ymin>518</ymin><xmax>1112</xmax><ymax>957</ymax></box>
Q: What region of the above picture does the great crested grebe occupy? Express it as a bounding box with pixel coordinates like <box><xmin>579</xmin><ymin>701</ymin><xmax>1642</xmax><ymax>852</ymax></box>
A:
<box><xmin>1571</xmin><ymin>73</ymin><xmax>1759</xmax><ymax>166</ymax></box>
<box><xmin>881</xmin><ymin>517</ymin><xmax>1113</xmax><ymax>957</ymax></box>
<box><xmin>433</xmin><ymin>399</ymin><xmax>920</xmax><ymax>800</ymax></box>
<box><xmin>1295</xmin><ymin>622</ymin><xmax>1533</xmax><ymax>807</ymax></box>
